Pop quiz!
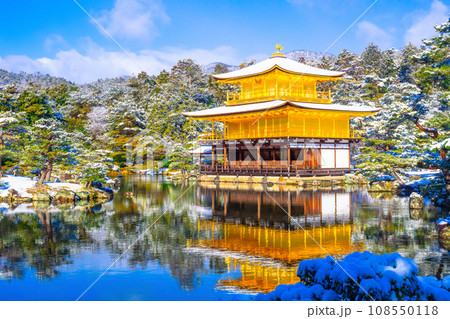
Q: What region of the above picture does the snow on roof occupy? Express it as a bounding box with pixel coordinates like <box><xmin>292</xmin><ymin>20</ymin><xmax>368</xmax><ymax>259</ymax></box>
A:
<box><xmin>213</xmin><ymin>55</ymin><xmax>345</xmax><ymax>80</ymax></box>
<box><xmin>182</xmin><ymin>100</ymin><xmax>380</xmax><ymax>118</ymax></box>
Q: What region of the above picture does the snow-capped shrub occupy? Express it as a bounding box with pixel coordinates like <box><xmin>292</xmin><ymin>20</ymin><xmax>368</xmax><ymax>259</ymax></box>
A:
<box><xmin>255</xmin><ymin>251</ymin><xmax>450</xmax><ymax>301</ymax></box>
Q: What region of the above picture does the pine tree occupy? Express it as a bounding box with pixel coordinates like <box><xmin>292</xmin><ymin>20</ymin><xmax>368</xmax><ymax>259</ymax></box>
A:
<box><xmin>0</xmin><ymin>111</ymin><xmax>24</xmax><ymax>176</ymax></box>
<box><xmin>399</xmin><ymin>43</ymin><xmax>420</xmax><ymax>83</ymax></box>
<box><xmin>360</xmin><ymin>43</ymin><xmax>383</xmax><ymax>75</ymax></box>
<box><xmin>213</xmin><ymin>63</ymin><xmax>229</xmax><ymax>75</ymax></box>
<box><xmin>25</xmin><ymin>118</ymin><xmax>79</xmax><ymax>183</ymax></box>
<box><xmin>415</xmin><ymin>17</ymin><xmax>450</xmax><ymax>92</ymax></box>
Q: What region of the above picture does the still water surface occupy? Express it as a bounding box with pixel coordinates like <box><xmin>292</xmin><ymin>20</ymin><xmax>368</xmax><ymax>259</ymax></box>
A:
<box><xmin>0</xmin><ymin>176</ymin><xmax>448</xmax><ymax>300</ymax></box>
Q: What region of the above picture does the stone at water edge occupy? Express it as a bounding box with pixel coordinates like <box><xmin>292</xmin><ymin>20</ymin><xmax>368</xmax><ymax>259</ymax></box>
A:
<box><xmin>32</xmin><ymin>191</ymin><xmax>51</xmax><ymax>202</ymax></box>
<box><xmin>439</xmin><ymin>227</ymin><xmax>450</xmax><ymax>251</ymax></box>
<box><xmin>54</xmin><ymin>189</ymin><xmax>76</xmax><ymax>203</ymax></box>
<box><xmin>409</xmin><ymin>192</ymin><xmax>424</xmax><ymax>209</ymax></box>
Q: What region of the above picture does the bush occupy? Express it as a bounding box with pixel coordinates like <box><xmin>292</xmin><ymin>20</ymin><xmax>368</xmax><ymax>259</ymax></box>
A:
<box><xmin>255</xmin><ymin>251</ymin><xmax>450</xmax><ymax>301</ymax></box>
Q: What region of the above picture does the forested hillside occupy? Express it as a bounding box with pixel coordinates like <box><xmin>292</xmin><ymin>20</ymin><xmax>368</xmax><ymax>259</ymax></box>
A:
<box><xmin>0</xmin><ymin>18</ymin><xmax>449</xmax><ymax>204</ymax></box>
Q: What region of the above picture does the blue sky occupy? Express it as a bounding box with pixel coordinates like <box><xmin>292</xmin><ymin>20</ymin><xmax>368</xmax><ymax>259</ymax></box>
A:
<box><xmin>0</xmin><ymin>0</ymin><xmax>448</xmax><ymax>83</ymax></box>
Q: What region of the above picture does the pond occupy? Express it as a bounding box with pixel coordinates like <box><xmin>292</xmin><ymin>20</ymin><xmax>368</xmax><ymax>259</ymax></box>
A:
<box><xmin>0</xmin><ymin>176</ymin><xmax>448</xmax><ymax>300</ymax></box>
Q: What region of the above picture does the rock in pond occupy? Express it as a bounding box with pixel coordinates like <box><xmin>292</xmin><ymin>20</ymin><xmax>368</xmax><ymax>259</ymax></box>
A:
<box><xmin>409</xmin><ymin>192</ymin><xmax>424</xmax><ymax>209</ymax></box>
<box><xmin>32</xmin><ymin>191</ymin><xmax>51</xmax><ymax>202</ymax></box>
<box><xmin>54</xmin><ymin>189</ymin><xmax>76</xmax><ymax>203</ymax></box>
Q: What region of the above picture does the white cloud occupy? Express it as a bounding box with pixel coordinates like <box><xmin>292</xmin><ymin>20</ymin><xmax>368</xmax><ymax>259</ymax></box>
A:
<box><xmin>96</xmin><ymin>0</ymin><xmax>169</xmax><ymax>42</ymax></box>
<box><xmin>44</xmin><ymin>34</ymin><xmax>69</xmax><ymax>53</ymax></box>
<box><xmin>0</xmin><ymin>43</ymin><xmax>241</xmax><ymax>84</ymax></box>
<box><xmin>356</xmin><ymin>21</ymin><xmax>395</xmax><ymax>49</ymax></box>
<box><xmin>404</xmin><ymin>0</ymin><xmax>449</xmax><ymax>46</ymax></box>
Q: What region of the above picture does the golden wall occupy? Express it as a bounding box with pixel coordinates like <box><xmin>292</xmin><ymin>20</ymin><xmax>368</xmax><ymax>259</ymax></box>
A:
<box><xmin>226</xmin><ymin>112</ymin><xmax>350</xmax><ymax>139</ymax></box>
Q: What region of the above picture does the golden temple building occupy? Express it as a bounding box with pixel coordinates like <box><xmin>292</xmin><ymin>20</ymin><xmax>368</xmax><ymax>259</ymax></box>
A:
<box><xmin>183</xmin><ymin>45</ymin><xmax>380</xmax><ymax>176</ymax></box>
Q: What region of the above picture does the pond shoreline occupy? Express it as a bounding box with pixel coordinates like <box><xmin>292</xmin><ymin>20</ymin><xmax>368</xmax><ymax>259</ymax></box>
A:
<box><xmin>0</xmin><ymin>175</ymin><xmax>113</xmax><ymax>205</ymax></box>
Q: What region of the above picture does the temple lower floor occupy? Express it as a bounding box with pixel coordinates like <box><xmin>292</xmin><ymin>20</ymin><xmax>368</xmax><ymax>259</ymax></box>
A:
<box><xmin>198</xmin><ymin>137</ymin><xmax>357</xmax><ymax>177</ymax></box>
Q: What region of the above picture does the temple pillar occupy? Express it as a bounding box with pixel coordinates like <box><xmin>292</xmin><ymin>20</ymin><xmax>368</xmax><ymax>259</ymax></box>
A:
<box><xmin>287</xmin><ymin>144</ymin><xmax>291</xmax><ymax>173</ymax></box>
<box><xmin>224</xmin><ymin>144</ymin><xmax>228</xmax><ymax>168</ymax></box>
<box><xmin>281</xmin><ymin>142</ymin><xmax>289</xmax><ymax>167</ymax></box>
<box><xmin>212</xmin><ymin>145</ymin><xmax>216</xmax><ymax>170</ymax></box>
<box><xmin>228</xmin><ymin>141</ymin><xmax>237</xmax><ymax>167</ymax></box>
<box><xmin>257</xmin><ymin>145</ymin><xmax>261</xmax><ymax>169</ymax></box>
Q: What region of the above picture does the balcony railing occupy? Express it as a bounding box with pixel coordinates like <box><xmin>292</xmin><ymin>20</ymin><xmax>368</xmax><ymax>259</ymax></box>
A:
<box><xmin>350</xmin><ymin>130</ymin><xmax>364</xmax><ymax>139</ymax></box>
<box><xmin>198</xmin><ymin>132</ymin><xmax>224</xmax><ymax>141</ymax></box>
<box><xmin>199</xmin><ymin>164</ymin><xmax>352</xmax><ymax>177</ymax></box>
<box><xmin>198</xmin><ymin>129</ymin><xmax>364</xmax><ymax>141</ymax></box>
<box><xmin>226</xmin><ymin>89</ymin><xmax>331</xmax><ymax>105</ymax></box>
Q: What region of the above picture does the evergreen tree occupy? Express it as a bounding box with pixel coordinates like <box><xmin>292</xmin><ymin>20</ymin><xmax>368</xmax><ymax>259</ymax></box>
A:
<box><xmin>399</xmin><ymin>43</ymin><xmax>420</xmax><ymax>83</ymax></box>
<box><xmin>360</xmin><ymin>43</ymin><xmax>383</xmax><ymax>75</ymax></box>
<box><xmin>25</xmin><ymin>118</ymin><xmax>79</xmax><ymax>183</ymax></box>
<box><xmin>213</xmin><ymin>63</ymin><xmax>229</xmax><ymax>75</ymax></box>
<box><xmin>415</xmin><ymin>17</ymin><xmax>450</xmax><ymax>92</ymax></box>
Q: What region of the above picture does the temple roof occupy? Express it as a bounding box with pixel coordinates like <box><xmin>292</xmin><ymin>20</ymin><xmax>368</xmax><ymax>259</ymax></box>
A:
<box><xmin>213</xmin><ymin>55</ymin><xmax>345</xmax><ymax>80</ymax></box>
<box><xmin>182</xmin><ymin>100</ymin><xmax>380</xmax><ymax>119</ymax></box>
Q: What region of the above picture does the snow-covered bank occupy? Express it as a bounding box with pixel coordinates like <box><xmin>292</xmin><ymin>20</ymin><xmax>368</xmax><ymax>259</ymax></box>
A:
<box><xmin>255</xmin><ymin>251</ymin><xmax>450</xmax><ymax>301</ymax></box>
<box><xmin>0</xmin><ymin>175</ymin><xmax>83</xmax><ymax>198</ymax></box>
<box><xmin>0</xmin><ymin>175</ymin><xmax>111</xmax><ymax>203</ymax></box>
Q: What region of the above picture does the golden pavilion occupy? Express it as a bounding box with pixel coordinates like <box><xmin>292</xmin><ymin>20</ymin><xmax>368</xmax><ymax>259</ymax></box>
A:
<box><xmin>183</xmin><ymin>45</ymin><xmax>379</xmax><ymax>176</ymax></box>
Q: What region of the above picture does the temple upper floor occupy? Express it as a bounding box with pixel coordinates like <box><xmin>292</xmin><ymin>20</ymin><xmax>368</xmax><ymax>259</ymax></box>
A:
<box><xmin>225</xmin><ymin>70</ymin><xmax>332</xmax><ymax>105</ymax></box>
<box><xmin>213</xmin><ymin>52</ymin><xmax>345</xmax><ymax>106</ymax></box>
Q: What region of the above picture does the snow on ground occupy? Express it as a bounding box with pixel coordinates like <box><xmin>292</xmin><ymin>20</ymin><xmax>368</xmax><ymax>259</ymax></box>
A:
<box><xmin>44</xmin><ymin>181</ymin><xmax>83</xmax><ymax>196</ymax></box>
<box><xmin>402</xmin><ymin>169</ymin><xmax>442</xmax><ymax>178</ymax></box>
<box><xmin>0</xmin><ymin>175</ymin><xmax>83</xmax><ymax>198</ymax></box>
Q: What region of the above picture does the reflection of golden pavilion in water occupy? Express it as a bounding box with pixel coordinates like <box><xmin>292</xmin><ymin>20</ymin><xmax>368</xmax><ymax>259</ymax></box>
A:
<box><xmin>189</xmin><ymin>188</ymin><xmax>365</xmax><ymax>293</ymax></box>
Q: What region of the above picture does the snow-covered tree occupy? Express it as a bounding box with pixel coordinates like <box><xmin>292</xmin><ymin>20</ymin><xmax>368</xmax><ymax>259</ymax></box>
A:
<box><xmin>415</xmin><ymin>17</ymin><xmax>450</xmax><ymax>93</ymax></box>
<box><xmin>25</xmin><ymin>118</ymin><xmax>79</xmax><ymax>183</ymax></box>
<box><xmin>86</xmin><ymin>106</ymin><xmax>110</xmax><ymax>142</ymax></box>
